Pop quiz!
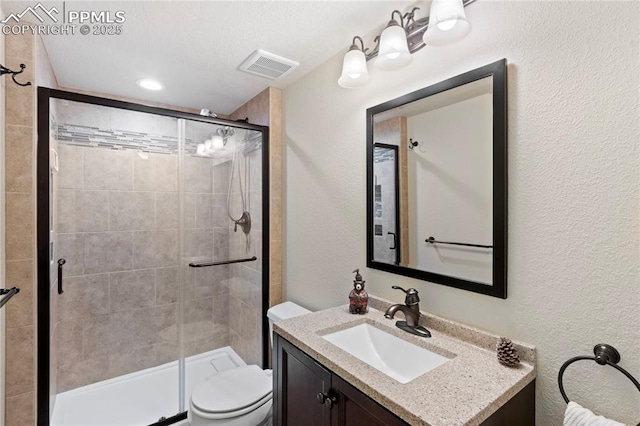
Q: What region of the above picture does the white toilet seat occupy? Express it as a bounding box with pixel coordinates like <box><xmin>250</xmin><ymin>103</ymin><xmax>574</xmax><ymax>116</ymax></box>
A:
<box><xmin>189</xmin><ymin>365</ymin><xmax>273</xmax><ymax>423</ymax></box>
<box><xmin>192</xmin><ymin>392</ymin><xmax>272</xmax><ymax>419</ymax></box>
<box><xmin>189</xmin><ymin>302</ymin><xmax>310</xmax><ymax>425</ymax></box>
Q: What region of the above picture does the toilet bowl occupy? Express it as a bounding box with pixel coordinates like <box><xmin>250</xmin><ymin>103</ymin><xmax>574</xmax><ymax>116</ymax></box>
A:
<box><xmin>188</xmin><ymin>301</ymin><xmax>311</xmax><ymax>426</ymax></box>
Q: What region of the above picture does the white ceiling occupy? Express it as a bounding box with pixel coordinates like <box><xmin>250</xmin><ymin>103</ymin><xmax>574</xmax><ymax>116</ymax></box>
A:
<box><xmin>3</xmin><ymin>0</ymin><xmax>418</xmax><ymax>114</ymax></box>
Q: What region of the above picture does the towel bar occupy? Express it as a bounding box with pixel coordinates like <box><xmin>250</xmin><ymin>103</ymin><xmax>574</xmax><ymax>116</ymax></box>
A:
<box><xmin>425</xmin><ymin>236</ymin><xmax>492</xmax><ymax>249</ymax></box>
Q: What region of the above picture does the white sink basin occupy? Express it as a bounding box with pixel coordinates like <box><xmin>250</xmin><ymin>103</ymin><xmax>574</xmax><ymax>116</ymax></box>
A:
<box><xmin>322</xmin><ymin>323</ymin><xmax>450</xmax><ymax>384</ymax></box>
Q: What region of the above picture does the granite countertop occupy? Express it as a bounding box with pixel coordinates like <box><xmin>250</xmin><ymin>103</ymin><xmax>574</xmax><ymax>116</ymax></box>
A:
<box><xmin>274</xmin><ymin>297</ymin><xmax>536</xmax><ymax>426</ymax></box>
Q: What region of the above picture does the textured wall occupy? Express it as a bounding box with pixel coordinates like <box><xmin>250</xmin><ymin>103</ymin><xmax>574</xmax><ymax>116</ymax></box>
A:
<box><xmin>406</xmin><ymin>94</ymin><xmax>493</xmax><ymax>283</ymax></box>
<box><xmin>283</xmin><ymin>1</ymin><xmax>639</xmax><ymax>424</ymax></box>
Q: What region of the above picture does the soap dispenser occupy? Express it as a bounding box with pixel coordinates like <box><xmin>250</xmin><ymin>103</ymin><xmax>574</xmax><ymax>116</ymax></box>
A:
<box><xmin>349</xmin><ymin>269</ymin><xmax>368</xmax><ymax>314</ymax></box>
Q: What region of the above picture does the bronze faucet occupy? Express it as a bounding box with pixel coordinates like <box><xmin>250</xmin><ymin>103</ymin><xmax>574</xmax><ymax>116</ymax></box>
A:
<box><xmin>384</xmin><ymin>286</ymin><xmax>431</xmax><ymax>337</ymax></box>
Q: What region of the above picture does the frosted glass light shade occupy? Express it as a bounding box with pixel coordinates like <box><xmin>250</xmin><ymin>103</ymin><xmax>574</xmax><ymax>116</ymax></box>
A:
<box><xmin>375</xmin><ymin>25</ymin><xmax>412</xmax><ymax>70</ymax></box>
<box><xmin>423</xmin><ymin>0</ymin><xmax>471</xmax><ymax>46</ymax></box>
<box><xmin>338</xmin><ymin>49</ymin><xmax>370</xmax><ymax>88</ymax></box>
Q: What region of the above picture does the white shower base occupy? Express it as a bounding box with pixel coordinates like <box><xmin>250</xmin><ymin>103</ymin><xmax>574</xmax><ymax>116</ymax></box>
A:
<box><xmin>51</xmin><ymin>347</ymin><xmax>246</xmax><ymax>426</ymax></box>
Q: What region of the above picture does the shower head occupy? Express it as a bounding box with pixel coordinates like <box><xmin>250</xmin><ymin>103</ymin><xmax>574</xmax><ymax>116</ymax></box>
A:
<box><xmin>200</xmin><ymin>109</ymin><xmax>218</xmax><ymax>118</ymax></box>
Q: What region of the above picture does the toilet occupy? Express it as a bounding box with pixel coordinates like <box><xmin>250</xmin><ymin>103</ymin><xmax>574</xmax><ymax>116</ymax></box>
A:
<box><xmin>188</xmin><ymin>301</ymin><xmax>311</xmax><ymax>426</ymax></box>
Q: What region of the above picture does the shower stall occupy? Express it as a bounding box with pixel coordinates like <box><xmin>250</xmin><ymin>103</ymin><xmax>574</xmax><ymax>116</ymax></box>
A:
<box><xmin>36</xmin><ymin>89</ymin><xmax>269</xmax><ymax>426</ymax></box>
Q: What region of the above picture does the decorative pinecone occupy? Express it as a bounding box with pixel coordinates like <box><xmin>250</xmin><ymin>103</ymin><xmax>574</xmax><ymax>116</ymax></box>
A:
<box><xmin>496</xmin><ymin>337</ymin><xmax>520</xmax><ymax>367</ymax></box>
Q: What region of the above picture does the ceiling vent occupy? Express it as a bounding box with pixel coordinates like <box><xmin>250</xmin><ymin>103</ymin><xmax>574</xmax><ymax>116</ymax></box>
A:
<box><xmin>238</xmin><ymin>49</ymin><xmax>299</xmax><ymax>80</ymax></box>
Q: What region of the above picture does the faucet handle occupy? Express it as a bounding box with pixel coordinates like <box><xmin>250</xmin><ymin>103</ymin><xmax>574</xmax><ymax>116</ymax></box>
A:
<box><xmin>391</xmin><ymin>286</ymin><xmax>420</xmax><ymax>305</ymax></box>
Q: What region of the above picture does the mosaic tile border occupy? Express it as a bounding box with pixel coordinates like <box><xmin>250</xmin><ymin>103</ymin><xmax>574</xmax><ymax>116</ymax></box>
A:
<box><xmin>57</xmin><ymin>123</ymin><xmax>262</xmax><ymax>156</ymax></box>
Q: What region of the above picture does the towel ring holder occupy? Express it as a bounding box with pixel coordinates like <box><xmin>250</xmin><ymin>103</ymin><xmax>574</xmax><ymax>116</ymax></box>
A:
<box><xmin>558</xmin><ymin>344</ymin><xmax>640</xmax><ymax>424</ymax></box>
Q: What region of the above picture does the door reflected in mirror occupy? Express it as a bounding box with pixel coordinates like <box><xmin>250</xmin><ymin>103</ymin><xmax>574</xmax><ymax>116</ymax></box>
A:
<box><xmin>367</xmin><ymin>60</ymin><xmax>507</xmax><ymax>298</ymax></box>
<box><xmin>372</xmin><ymin>143</ymin><xmax>400</xmax><ymax>265</ymax></box>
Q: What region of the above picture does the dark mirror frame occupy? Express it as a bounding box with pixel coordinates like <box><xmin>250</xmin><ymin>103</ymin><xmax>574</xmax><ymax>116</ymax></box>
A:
<box><xmin>366</xmin><ymin>59</ymin><xmax>508</xmax><ymax>298</ymax></box>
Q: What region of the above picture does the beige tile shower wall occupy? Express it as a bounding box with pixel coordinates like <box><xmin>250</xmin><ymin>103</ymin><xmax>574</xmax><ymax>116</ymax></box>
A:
<box><xmin>4</xmin><ymin>32</ymin><xmax>37</xmax><ymax>426</ymax></box>
<box><xmin>183</xmin><ymin>155</ymin><xmax>230</xmax><ymax>359</ymax></box>
<box><xmin>227</xmin><ymin>147</ymin><xmax>263</xmax><ymax>366</ymax></box>
<box><xmin>56</xmin><ymin>145</ymin><xmax>174</xmax><ymax>392</ymax></box>
<box><xmin>229</xmin><ymin>87</ymin><xmax>283</xmax><ymax>310</ymax></box>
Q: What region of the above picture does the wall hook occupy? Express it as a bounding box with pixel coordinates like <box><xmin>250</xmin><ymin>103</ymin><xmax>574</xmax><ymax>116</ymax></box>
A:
<box><xmin>0</xmin><ymin>63</ymin><xmax>32</xmax><ymax>87</ymax></box>
<box><xmin>408</xmin><ymin>138</ymin><xmax>420</xmax><ymax>150</ymax></box>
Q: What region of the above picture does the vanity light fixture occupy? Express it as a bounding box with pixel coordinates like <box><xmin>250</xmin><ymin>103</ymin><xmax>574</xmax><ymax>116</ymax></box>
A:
<box><xmin>338</xmin><ymin>0</ymin><xmax>475</xmax><ymax>88</ymax></box>
<box><xmin>196</xmin><ymin>127</ymin><xmax>235</xmax><ymax>156</ymax></box>
<box><xmin>338</xmin><ymin>37</ymin><xmax>371</xmax><ymax>88</ymax></box>
<box><xmin>423</xmin><ymin>0</ymin><xmax>471</xmax><ymax>46</ymax></box>
<box><xmin>375</xmin><ymin>11</ymin><xmax>413</xmax><ymax>70</ymax></box>
<box><xmin>211</xmin><ymin>135</ymin><xmax>225</xmax><ymax>150</ymax></box>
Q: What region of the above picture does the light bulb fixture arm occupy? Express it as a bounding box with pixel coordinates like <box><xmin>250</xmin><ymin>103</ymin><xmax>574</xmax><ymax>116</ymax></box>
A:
<box><xmin>365</xmin><ymin>36</ymin><xmax>382</xmax><ymax>61</ymax></box>
<box><xmin>390</xmin><ymin>10</ymin><xmax>406</xmax><ymax>28</ymax></box>
<box><xmin>350</xmin><ymin>36</ymin><xmax>366</xmax><ymax>52</ymax></box>
<box><xmin>357</xmin><ymin>0</ymin><xmax>476</xmax><ymax>62</ymax></box>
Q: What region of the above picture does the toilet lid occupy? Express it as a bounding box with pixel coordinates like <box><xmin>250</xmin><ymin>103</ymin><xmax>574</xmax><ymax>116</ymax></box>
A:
<box><xmin>191</xmin><ymin>365</ymin><xmax>272</xmax><ymax>414</ymax></box>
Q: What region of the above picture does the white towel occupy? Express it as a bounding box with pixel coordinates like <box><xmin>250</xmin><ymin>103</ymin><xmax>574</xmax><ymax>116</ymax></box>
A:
<box><xmin>564</xmin><ymin>401</ymin><xmax>626</xmax><ymax>426</ymax></box>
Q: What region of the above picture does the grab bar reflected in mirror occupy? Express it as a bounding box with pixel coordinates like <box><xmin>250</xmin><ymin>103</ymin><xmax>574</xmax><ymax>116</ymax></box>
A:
<box><xmin>425</xmin><ymin>236</ymin><xmax>492</xmax><ymax>249</ymax></box>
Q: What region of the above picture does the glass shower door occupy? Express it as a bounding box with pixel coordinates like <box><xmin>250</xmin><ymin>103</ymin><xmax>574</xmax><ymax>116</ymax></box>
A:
<box><xmin>179</xmin><ymin>119</ymin><xmax>265</xmax><ymax>411</ymax></box>
<box><xmin>50</xmin><ymin>98</ymin><xmax>183</xmax><ymax>425</ymax></box>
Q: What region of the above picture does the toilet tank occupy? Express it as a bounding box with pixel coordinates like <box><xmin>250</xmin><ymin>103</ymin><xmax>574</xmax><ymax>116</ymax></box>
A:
<box><xmin>266</xmin><ymin>301</ymin><xmax>311</xmax><ymax>347</ymax></box>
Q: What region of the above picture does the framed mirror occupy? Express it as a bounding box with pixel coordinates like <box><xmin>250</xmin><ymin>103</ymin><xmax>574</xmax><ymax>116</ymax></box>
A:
<box><xmin>366</xmin><ymin>59</ymin><xmax>507</xmax><ymax>298</ymax></box>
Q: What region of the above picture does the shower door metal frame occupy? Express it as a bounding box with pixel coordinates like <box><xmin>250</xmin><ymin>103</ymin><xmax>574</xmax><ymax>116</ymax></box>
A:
<box><xmin>36</xmin><ymin>87</ymin><xmax>271</xmax><ymax>426</ymax></box>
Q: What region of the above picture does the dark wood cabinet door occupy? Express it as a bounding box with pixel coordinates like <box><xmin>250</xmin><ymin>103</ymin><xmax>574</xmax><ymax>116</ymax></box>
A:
<box><xmin>480</xmin><ymin>381</ymin><xmax>535</xmax><ymax>426</ymax></box>
<box><xmin>331</xmin><ymin>375</ymin><xmax>408</xmax><ymax>426</ymax></box>
<box><xmin>274</xmin><ymin>335</ymin><xmax>332</xmax><ymax>426</ymax></box>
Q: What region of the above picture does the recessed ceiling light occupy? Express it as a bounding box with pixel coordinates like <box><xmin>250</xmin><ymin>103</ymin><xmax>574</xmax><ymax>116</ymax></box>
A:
<box><xmin>136</xmin><ymin>78</ymin><xmax>164</xmax><ymax>91</ymax></box>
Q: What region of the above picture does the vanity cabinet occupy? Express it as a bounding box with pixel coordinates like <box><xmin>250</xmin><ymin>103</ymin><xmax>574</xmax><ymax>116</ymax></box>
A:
<box><xmin>273</xmin><ymin>334</ymin><xmax>535</xmax><ymax>426</ymax></box>
<box><xmin>273</xmin><ymin>334</ymin><xmax>406</xmax><ymax>426</ymax></box>
<box><xmin>330</xmin><ymin>374</ymin><xmax>407</xmax><ymax>426</ymax></box>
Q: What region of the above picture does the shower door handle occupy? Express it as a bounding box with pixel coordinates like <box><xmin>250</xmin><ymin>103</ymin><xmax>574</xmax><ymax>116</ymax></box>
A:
<box><xmin>388</xmin><ymin>232</ymin><xmax>397</xmax><ymax>250</ymax></box>
<box><xmin>57</xmin><ymin>259</ymin><xmax>66</xmax><ymax>294</ymax></box>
